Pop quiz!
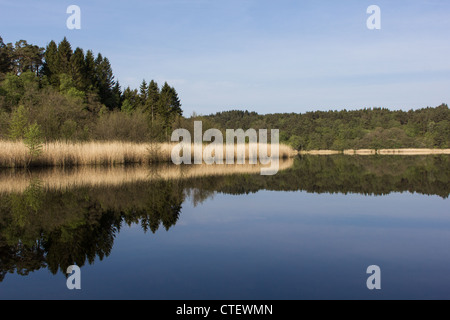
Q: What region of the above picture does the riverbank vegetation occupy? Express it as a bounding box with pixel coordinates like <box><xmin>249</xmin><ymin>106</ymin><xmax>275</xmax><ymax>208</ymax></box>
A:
<box><xmin>1</xmin><ymin>35</ymin><xmax>449</xmax><ymax>158</ymax></box>
<box><xmin>0</xmin><ymin>140</ymin><xmax>296</xmax><ymax>168</ymax></box>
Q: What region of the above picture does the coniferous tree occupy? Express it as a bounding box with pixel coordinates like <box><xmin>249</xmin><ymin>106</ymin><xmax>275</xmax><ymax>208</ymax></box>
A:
<box><xmin>158</xmin><ymin>82</ymin><xmax>172</xmax><ymax>120</ymax></box>
<box><xmin>158</xmin><ymin>82</ymin><xmax>182</xmax><ymax>138</ymax></box>
<box><xmin>121</xmin><ymin>86</ymin><xmax>139</xmax><ymax>113</ymax></box>
<box><xmin>168</xmin><ymin>86</ymin><xmax>182</xmax><ymax>117</ymax></box>
<box><xmin>110</xmin><ymin>81</ymin><xmax>122</xmax><ymax>110</ymax></box>
<box><xmin>57</xmin><ymin>37</ymin><xmax>72</xmax><ymax>75</ymax></box>
<box><xmin>139</xmin><ymin>79</ymin><xmax>148</xmax><ymax>105</ymax></box>
<box><xmin>70</xmin><ymin>47</ymin><xmax>85</xmax><ymax>91</ymax></box>
<box><xmin>43</xmin><ymin>40</ymin><xmax>59</xmax><ymax>86</ymax></box>
<box><xmin>94</xmin><ymin>54</ymin><xmax>115</xmax><ymax>109</ymax></box>
<box><xmin>83</xmin><ymin>49</ymin><xmax>96</xmax><ymax>91</ymax></box>
<box><xmin>147</xmin><ymin>80</ymin><xmax>159</xmax><ymax>123</ymax></box>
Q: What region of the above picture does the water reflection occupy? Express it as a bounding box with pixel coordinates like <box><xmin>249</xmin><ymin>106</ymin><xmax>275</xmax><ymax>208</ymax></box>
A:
<box><xmin>0</xmin><ymin>155</ymin><xmax>448</xmax><ymax>282</ymax></box>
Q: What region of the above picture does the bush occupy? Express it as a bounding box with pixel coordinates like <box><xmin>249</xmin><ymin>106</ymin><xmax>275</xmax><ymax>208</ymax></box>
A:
<box><xmin>8</xmin><ymin>105</ymin><xmax>28</xmax><ymax>140</ymax></box>
<box><xmin>93</xmin><ymin>111</ymin><xmax>150</xmax><ymax>142</ymax></box>
<box><xmin>24</xmin><ymin>122</ymin><xmax>43</xmax><ymax>165</ymax></box>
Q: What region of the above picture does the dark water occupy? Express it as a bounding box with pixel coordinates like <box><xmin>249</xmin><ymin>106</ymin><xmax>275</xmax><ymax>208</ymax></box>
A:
<box><xmin>0</xmin><ymin>155</ymin><xmax>449</xmax><ymax>300</ymax></box>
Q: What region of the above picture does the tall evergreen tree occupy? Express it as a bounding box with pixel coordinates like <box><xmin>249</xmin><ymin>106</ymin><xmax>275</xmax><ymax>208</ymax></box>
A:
<box><xmin>83</xmin><ymin>50</ymin><xmax>96</xmax><ymax>91</ymax></box>
<box><xmin>158</xmin><ymin>82</ymin><xmax>172</xmax><ymax>119</ymax></box>
<box><xmin>147</xmin><ymin>80</ymin><xmax>159</xmax><ymax>123</ymax></box>
<box><xmin>139</xmin><ymin>79</ymin><xmax>148</xmax><ymax>105</ymax></box>
<box><xmin>43</xmin><ymin>40</ymin><xmax>59</xmax><ymax>86</ymax></box>
<box><xmin>57</xmin><ymin>37</ymin><xmax>72</xmax><ymax>75</ymax></box>
<box><xmin>121</xmin><ymin>86</ymin><xmax>139</xmax><ymax>113</ymax></box>
<box><xmin>168</xmin><ymin>86</ymin><xmax>182</xmax><ymax>117</ymax></box>
<box><xmin>95</xmin><ymin>54</ymin><xmax>115</xmax><ymax>109</ymax></box>
<box><xmin>158</xmin><ymin>82</ymin><xmax>182</xmax><ymax>118</ymax></box>
<box><xmin>158</xmin><ymin>82</ymin><xmax>182</xmax><ymax>137</ymax></box>
<box><xmin>70</xmin><ymin>47</ymin><xmax>85</xmax><ymax>91</ymax></box>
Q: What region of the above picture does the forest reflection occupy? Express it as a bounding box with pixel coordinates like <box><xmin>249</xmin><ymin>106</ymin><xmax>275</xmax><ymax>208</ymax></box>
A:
<box><xmin>0</xmin><ymin>155</ymin><xmax>448</xmax><ymax>281</ymax></box>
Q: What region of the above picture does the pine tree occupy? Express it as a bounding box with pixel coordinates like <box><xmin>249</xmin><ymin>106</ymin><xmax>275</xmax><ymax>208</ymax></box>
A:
<box><xmin>147</xmin><ymin>80</ymin><xmax>159</xmax><ymax>123</ymax></box>
<box><xmin>168</xmin><ymin>86</ymin><xmax>182</xmax><ymax>117</ymax></box>
<box><xmin>121</xmin><ymin>86</ymin><xmax>139</xmax><ymax>113</ymax></box>
<box><xmin>158</xmin><ymin>82</ymin><xmax>182</xmax><ymax>118</ymax></box>
<box><xmin>158</xmin><ymin>82</ymin><xmax>172</xmax><ymax>119</ymax></box>
<box><xmin>139</xmin><ymin>79</ymin><xmax>148</xmax><ymax>105</ymax></box>
<box><xmin>158</xmin><ymin>82</ymin><xmax>182</xmax><ymax>138</ymax></box>
<box><xmin>70</xmin><ymin>47</ymin><xmax>85</xmax><ymax>90</ymax></box>
<box><xmin>95</xmin><ymin>54</ymin><xmax>115</xmax><ymax>109</ymax></box>
<box><xmin>43</xmin><ymin>40</ymin><xmax>59</xmax><ymax>86</ymax></box>
<box><xmin>83</xmin><ymin>49</ymin><xmax>96</xmax><ymax>91</ymax></box>
<box><xmin>57</xmin><ymin>37</ymin><xmax>73</xmax><ymax>75</ymax></box>
<box><xmin>12</xmin><ymin>40</ymin><xmax>44</xmax><ymax>76</ymax></box>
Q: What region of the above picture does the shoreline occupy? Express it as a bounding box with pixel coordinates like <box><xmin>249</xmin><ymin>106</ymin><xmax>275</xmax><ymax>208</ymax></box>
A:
<box><xmin>299</xmin><ymin>149</ymin><xmax>450</xmax><ymax>155</ymax></box>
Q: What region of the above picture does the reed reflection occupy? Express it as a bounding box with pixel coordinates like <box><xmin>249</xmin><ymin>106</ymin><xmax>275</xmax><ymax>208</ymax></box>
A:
<box><xmin>0</xmin><ymin>155</ymin><xmax>448</xmax><ymax>281</ymax></box>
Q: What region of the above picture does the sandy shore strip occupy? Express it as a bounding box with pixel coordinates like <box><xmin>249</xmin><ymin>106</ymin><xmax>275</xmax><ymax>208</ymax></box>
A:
<box><xmin>300</xmin><ymin>149</ymin><xmax>450</xmax><ymax>155</ymax></box>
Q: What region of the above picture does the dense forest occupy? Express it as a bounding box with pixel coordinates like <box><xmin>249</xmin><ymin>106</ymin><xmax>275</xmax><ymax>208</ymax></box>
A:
<box><xmin>201</xmin><ymin>106</ymin><xmax>450</xmax><ymax>150</ymax></box>
<box><xmin>1</xmin><ymin>35</ymin><xmax>449</xmax><ymax>150</ymax></box>
<box><xmin>0</xmin><ymin>36</ymin><xmax>183</xmax><ymax>142</ymax></box>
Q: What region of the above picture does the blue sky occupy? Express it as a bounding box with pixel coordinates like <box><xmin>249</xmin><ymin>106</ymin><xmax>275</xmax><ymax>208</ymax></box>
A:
<box><xmin>1</xmin><ymin>0</ymin><xmax>449</xmax><ymax>115</ymax></box>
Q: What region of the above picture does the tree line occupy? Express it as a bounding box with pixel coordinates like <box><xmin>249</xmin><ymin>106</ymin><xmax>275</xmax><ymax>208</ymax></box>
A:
<box><xmin>1</xmin><ymin>35</ymin><xmax>449</xmax><ymax>149</ymax></box>
<box><xmin>0</xmin><ymin>36</ymin><xmax>182</xmax><ymax>142</ymax></box>
<box><xmin>200</xmin><ymin>105</ymin><xmax>450</xmax><ymax>150</ymax></box>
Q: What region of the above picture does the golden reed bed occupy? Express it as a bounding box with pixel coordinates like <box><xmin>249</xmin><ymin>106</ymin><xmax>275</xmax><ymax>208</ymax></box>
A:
<box><xmin>0</xmin><ymin>158</ymin><xmax>295</xmax><ymax>194</ymax></box>
<box><xmin>0</xmin><ymin>140</ymin><xmax>297</xmax><ymax>168</ymax></box>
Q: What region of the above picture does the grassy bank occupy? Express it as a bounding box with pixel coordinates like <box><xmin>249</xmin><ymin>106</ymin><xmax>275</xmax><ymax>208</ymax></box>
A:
<box><xmin>0</xmin><ymin>140</ymin><xmax>297</xmax><ymax>168</ymax></box>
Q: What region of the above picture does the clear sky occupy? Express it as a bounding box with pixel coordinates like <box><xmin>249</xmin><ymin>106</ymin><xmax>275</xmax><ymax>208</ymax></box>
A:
<box><xmin>1</xmin><ymin>0</ymin><xmax>449</xmax><ymax>116</ymax></box>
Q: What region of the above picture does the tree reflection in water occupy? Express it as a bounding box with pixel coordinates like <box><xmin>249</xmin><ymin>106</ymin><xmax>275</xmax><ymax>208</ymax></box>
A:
<box><xmin>0</xmin><ymin>155</ymin><xmax>448</xmax><ymax>280</ymax></box>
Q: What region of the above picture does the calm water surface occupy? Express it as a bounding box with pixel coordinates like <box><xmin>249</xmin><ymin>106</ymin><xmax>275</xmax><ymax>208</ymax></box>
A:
<box><xmin>0</xmin><ymin>155</ymin><xmax>449</xmax><ymax>299</ymax></box>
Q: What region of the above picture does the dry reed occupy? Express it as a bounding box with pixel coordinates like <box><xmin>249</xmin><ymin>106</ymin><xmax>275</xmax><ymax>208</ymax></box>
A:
<box><xmin>0</xmin><ymin>140</ymin><xmax>297</xmax><ymax>168</ymax></box>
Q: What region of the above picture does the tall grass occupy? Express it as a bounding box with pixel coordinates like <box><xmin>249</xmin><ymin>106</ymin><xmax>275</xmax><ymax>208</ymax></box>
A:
<box><xmin>0</xmin><ymin>140</ymin><xmax>297</xmax><ymax>168</ymax></box>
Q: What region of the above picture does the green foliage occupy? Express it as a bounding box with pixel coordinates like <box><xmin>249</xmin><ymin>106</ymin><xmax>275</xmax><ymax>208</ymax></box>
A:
<box><xmin>3</xmin><ymin>35</ymin><xmax>448</xmax><ymax>148</ymax></box>
<box><xmin>0</xmin><ymin>36</ymin><xmax>184</xmax><ymax>142</ymax></box>
<box><xmin>9</xmin><ymin>40</ymin><xmax>44</xmax><ymax>76</ymax></box>
<box><xmin>59</xmin><ymin>73</ymin><xmax>85</xmax><ymax>100</ymax></box>
<box><xmin>121</xmin><ymin>99</ymin><xmax>134</xmax><ymax>114</ymax></box>
<box><xmin>61</xmin><ymin>119</ymin><xmax>78</xmax><ymax>141</ymax></box>
<box><xmin>43</xmin><ymin>40</ymin><xmax>59</xmax><ymax>86</ymax></box>
<box><xmin>23</xmin><ymin>122</ymin><xmax>43</xmax><ymax>165</ymax></box>
<box><xmin>0</xmin><ymin>36</ymin><xmax>13</xmax><ymax>77</ymax></box>
<box><xmin>1</xmin><ymin>71</ymin><xmax>38</xmax><ymax>109</ymax></box>
<box><xmin>94</xmin><ymin>111</ymin><xmax>150</xmax><ymax>142</ymax></box>
<box><xmin>0</xmin><ymin>109</ymin><xmax>10</xmax><ymax>138</ymax></box>
<box><xmin>204</xmin><ymin>105</ymin><xmax>450</xmax><ymax>150</ymax></box>
<box><xmin>8</xmin><ymin>105</ymin><xmax>28</xmax><ymax>140</ymax></box>
<box><xmin>57</xmin><ymin>37</ymin><xmax>72</xmax><ymax>75</ymax></box>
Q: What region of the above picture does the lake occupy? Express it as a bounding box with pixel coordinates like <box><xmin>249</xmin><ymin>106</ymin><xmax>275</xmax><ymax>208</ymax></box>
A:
<box><xmin>0</xmin><ymin>155</ymin><xmax>449</xmax><ymax>300</ymax></box>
